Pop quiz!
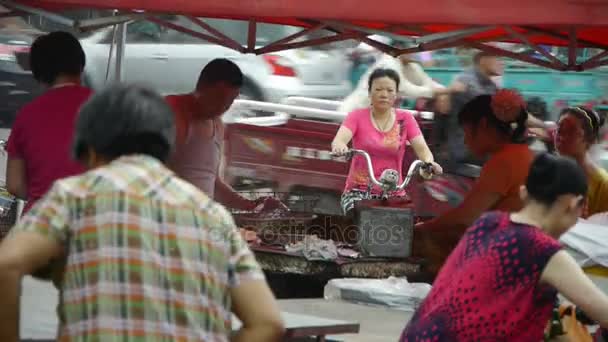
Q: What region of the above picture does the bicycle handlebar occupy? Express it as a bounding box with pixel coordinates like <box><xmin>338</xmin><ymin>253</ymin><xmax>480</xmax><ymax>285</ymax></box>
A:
<box><xmin>332</xmin><ymin>149</ymin><xmax>434</xmax><ymax>192</ymax></box>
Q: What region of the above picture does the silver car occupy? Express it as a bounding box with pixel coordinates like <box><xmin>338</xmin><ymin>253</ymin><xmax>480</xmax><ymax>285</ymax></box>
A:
<box><xmin>80</xmin><ymin>16</ymin><xmax>352</xmax><ymax>104</ymax></box>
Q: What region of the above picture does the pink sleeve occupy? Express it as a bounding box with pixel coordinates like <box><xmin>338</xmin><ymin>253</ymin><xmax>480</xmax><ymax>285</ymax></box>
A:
<box><xmin>400</xmin><ymin>110</ymin><xmax>422</xmax><ymax>141</ymax></box>
<box><xmin>342</xmin><ymin>109</ymin><xmax>363</xmax><ymax>135</ymax></box>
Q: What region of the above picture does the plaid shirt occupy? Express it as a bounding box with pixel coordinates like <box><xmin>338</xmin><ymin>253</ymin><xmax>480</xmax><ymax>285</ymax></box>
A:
<box><xmin>13</xmin><ymin>155</ymin><xmax>264</xmax><ymax>341</ymax></box>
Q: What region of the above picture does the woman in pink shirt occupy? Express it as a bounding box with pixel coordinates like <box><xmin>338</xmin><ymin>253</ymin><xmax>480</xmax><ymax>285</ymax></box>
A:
<box><xmin>331</xmin><ymin>68</ymin><xmax>442</xmax><ymax>214</ymax></box>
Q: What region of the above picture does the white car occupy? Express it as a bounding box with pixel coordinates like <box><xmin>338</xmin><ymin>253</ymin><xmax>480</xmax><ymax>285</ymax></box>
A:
<box><xmin>80</xmin><ymin>16</ymin><xmax>353</xmax><ymax>106</ymax></box>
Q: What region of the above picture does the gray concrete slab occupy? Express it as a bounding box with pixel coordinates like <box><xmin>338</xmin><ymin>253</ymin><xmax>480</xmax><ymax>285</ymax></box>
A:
<box><xmin>278</xmin><ymin>298</ymin><xmax>412</xmax><ymax>342</ymax></box>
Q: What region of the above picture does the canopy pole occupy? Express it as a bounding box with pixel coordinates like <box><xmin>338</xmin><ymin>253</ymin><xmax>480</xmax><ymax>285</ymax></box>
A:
<box><xmin>78</xmin><ymin>14</ymin><xmax>142</xmax><ymax>31</ymax></box>
<box><xmin>581</xmin><ymin>49</ymin><xmax>608</xmax><ymax>70</ymax></box>
<box><xmin>321</xmin><ymin>23</ymin><xmax>399</xmax><ymax>55</ymax></box>
<box><xmin>255</xmin><ymin>23</ymin><xmax>327</xmax><ymax>54</ymax></box>
<box><xmin>503</xmin><ymin>26</ymin><xmax>566</xmax><ymax>69</ymax></box>
<box><xmin>469</xmin><ymin>42</ymin><xmax>564</xmax><ymax>70</ymax></box>
<box><xmin>357</xmin><ymin>37</ymin><xmax>399</xmax><ymax>55</ymax></box>
<box><xmin>247</xmin><ymin>19</ymin><xmax>256</xmax><ymax>53</ymax></box>
<box><xmin>147</xmin><ymin>16</ymin><xmax>243</xmax><ymax>51</ymax></box>
<box><xmin>257</xmin><ymin>31</ymin><xmax>366</xmax><ymax>55</ymax></box>
<box><xmin>412</xmin><ymin>26</ymin><xmax>494</xmax><ymax>45</ymax></box>
<box><xmin>522</xmin><ymin>26</ymin><xmax>608</xmax><ymax>51</ymax></box>
<box><xmin>187</xmin><ymin>16</ymin><xmax>244</xmax><ymax>51</ymax></box>
<box><xmin>568</xmin><ymin>27</ymin><xmax>578</xmax><ymax>67</ymax></box>
<box><xmin>114</xmin><ymin>22</ymin><xmax>126</xmax><ymax>82</ymax></box>
<box><xmin>104</xmin><ymin>24</ymin><xmax>118</xmax><ymax>82</ymax></box>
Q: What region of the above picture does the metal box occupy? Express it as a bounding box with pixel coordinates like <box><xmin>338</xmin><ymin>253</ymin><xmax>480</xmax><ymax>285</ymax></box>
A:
<box><xmin>354</xmin><ymin>202</ymin><xmax>414</xmax><ymax>258</ymax></box>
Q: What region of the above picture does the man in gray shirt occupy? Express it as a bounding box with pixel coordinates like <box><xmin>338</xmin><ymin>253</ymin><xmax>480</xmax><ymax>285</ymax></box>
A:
<box><xmin>444</xmin><ymin>52</ymin><xmax>549</xmax><ymax>167</ymax></box>
<box><xmin>446</xmin><ymin>52</ymin><xmax>502</xmax><ymax>166</ymax></box>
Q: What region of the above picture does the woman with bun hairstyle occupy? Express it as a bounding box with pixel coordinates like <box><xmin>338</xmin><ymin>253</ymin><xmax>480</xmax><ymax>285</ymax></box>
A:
<box><xmin>414</xmin><ymin>89</ymin><xmax>535</xmax><ymax>275</ymax></box>
<box><xmin>555</xmin><ymin>106</ymin><xmax>608</xmax><ymax>218</ymax></box>
<box><xmin>402</xmin><ymin>153</ymin><xmax>608</xmax><ymax>341</ymax></box>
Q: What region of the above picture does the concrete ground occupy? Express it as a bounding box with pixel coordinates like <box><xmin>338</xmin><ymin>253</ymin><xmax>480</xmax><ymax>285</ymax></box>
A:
<box><xmin>278</xmin><ymin>298</ymin><xmax>412</xmax><ymax>342</ymax></box>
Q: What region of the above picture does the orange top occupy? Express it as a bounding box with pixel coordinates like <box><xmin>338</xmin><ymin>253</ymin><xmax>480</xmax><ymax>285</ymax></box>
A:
<box><xmin>477</xmin><ymin>143</ymin><xmax>535</xmax><ymax>212</ymax></box>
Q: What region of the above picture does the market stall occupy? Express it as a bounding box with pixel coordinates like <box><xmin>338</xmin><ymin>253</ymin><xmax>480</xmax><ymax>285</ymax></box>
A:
<box><xmin>4</xmin><ymin>0</ymin><xmax>608</xmax><ymax>303</ymax></box>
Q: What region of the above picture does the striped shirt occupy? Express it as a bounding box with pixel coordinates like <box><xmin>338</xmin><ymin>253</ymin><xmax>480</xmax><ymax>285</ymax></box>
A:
<box><xmin>14</xmin><ymin>155</ymin><xmax>264</xmax><ymax>341</ymax></box>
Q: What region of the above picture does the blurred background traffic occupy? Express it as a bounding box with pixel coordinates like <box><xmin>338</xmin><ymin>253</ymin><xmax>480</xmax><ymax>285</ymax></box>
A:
<box><xmin>0</xmin><ymin>9</ymin><xmax>606</xmax><ymax>160</ymax></box>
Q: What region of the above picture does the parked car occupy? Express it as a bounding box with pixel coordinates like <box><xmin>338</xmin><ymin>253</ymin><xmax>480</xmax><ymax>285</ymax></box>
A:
<box><xmin>80</xmin><ymin>16</ymin><xmax>353</xmax><ymax>112</ymax></box>
<box><xmin>0</xmin><ymin>29</ymin><xmax>43</xmax><ymax>128</ymax></box>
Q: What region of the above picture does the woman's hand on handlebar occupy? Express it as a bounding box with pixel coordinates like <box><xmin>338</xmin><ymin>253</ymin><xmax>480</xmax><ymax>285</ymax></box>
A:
<box><xmin>420</xmin><ymin>161</ymin><xmax>443</xmax><ymax>179</ymax></box>
<box><xmin>331</xmin><ymin>141</ymin><xmax>349</xmax><ymax>156</ymax></box>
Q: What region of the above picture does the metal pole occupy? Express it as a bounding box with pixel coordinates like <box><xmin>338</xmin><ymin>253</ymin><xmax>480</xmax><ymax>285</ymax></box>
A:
<box><xmin>114</xmin><ymin>22</ymin><xmax>126</xmax><ymax>82</ymax></box>
<box><xmin>105</xmin><ymin>24</ymin><xmax>118</xmax><ymax>82</ymax></box>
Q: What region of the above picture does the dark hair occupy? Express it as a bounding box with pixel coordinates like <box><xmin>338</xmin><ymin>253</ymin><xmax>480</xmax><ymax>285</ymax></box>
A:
<box><xmin>30</xmin><ymin>31</ymin><xmax>85</xmax><ymax>85</ymax></box>
<box><xmin>367</xmin><ymin>68</ymin><xmax>400</xmax><ymax>92</ymax></box>
<box><xmin>526</xmin><ymin>153</ymin><xmax>587</xmax><ymax>205</ymax></box>
<box><xmin>473</xmin><ymin>51</ymin><xmax>497</xmax><ymax>65</ymax></box>
<box><xmin>196</xmin><ymin>58</ymin><xmax>243</xmax><ymax>88</ymax></box>
<box><xmin>559</xmin><ymin>106</ymin><xmax>606</xmax><ymax>144</ymax></box>
<box><xmin>526</xmin><ymin>97</ymin><xmax>549</xmax><ymax>121</ymax></box>
<box><xmin>73</xmin><ymin>84</ymin><xmax>175</xmax><ymax>163</ymax></box>
<box><xmin>458</xmin><ymin>94</ymin><xmax>529</xmax><ymax>143</ymax></box>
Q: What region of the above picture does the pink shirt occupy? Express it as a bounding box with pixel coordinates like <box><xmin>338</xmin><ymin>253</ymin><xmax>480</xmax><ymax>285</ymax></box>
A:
<box><xmin>7</xmin><ymin>85</ymin><xmax>91</xmax><ymax>212</ymax></box>
<box><xmin>342</xmin><ymin>108</ymin><xmax>422</xmax><ymax>194</ymax></box>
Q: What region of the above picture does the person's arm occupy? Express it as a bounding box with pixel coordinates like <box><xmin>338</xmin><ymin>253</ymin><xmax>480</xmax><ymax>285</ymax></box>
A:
<box><xmin>231</xmin><ymin>281</ymin><xmax>285</xmax><ymax>342</ymax></box>
<box><xmin>417</xmin><ymin>182</ymin><xmax>502</xmax><ymax>232</ymax></box>
<box><xmin>416</xmin><ymin>156</ymin><xmax>507</xmax><ymax>231</ymax></box>
<box><xmin>331</xmin><ymin>126</ymin><xmax>354</xmax><ymax>155</ymax></box>
<box><xmin>447</xmin><ymin>79</ymin><xmax>468</xmax><ymax>94</ymax></box>
<box><xmin>0</xmin><ymin>232</ymin><xmax>63</xmax><ymax>342</ymax></box>
<box><xmin>214</xmin><ymin>178</ymin><xmax>256</xmax><ymax>210</ymax></box>
<box><xmin>5</xmin><ymin>118</ymin><xmax>27</xmax><ymax>200</ymax></box>
<box><xmin>526</xmin><ymin>113</ymin><xmax>549</xmax><ymax>129</ymax></box>
<box><xmin>410</xmin><ymin>136</ymin><xmax>443</xmax><ymax>176</ymax></box>
<box><xmin>407</xmin><ymin>62</ymin><xmax>441</xmax><ymax>90</ymax></box>
<box><xmin>410</xmin><ymin>136</ymin><xmax>434</xmax><ymax>164</ymax></box>
<box><xmin>402</xmin><ymin>111</ymin><xmax>442</xmax><ymax>175</ymax></box>
<box><xmin>331</xmin><ymin>111</ymin><xmax>358</xmax><ymax>155</ymax></box>
<box><xmin>426</xmin><ymin>78</ymin><xmax>468</xmax><ymax>98</ymax></box>
<box><xmin>214</xmin><ymin>132</ymin><xmax>256</xmax><ymax>211</ymax></box>
<box><xmin>399</xmin><ymin>74</ymin><xmax>435</xmax><ymax>99</ymax></box>
<box><xmin>6</xmin><ymin>158</ymin><xmax>27</xmax><ymax>200</ymax></box>
<box><xmin>541</xmin><ymin>250</ymin><xmax>608</xmax><ymax>328</ymax></box>
<box><xmin>0</xmin><ymin>184</ymin><xmax>68</xmax><ymax>341</ymax></box>
<box><xmin>224</xmin><ymin>212</ymin><xmax>284</xmax><ymax>342</ymax></box>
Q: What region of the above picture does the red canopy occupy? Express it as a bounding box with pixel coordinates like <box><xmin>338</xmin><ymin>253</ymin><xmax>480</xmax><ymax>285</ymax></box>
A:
<box><xmin>8</xmin><ymin>0</ymin><xmax>608</xmax><ymax>70</ymax></box>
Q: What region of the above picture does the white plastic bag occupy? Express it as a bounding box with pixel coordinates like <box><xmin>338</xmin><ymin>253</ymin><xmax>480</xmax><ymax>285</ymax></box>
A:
<box><xmin>324</xmin><ymin>277</ymin><xmax>431</xmax><ymax>311</ymax></box>
<box><xmin>560</xmin><ymin>218</ymin><xmax>608</xmax><ymax>268</ymax></box>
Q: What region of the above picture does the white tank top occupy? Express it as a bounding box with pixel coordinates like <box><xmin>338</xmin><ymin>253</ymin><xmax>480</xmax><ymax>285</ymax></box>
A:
<box><xmin>170</xmin><ymin>118</ymin><xmax>222</xmax><ymax>197</ymax></box>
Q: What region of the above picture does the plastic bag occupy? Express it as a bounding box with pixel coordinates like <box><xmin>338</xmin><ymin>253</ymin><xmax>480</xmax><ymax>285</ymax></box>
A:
<box><xmin>560</xmin><ymin>219</ymin><xmax>608</xmax><ymax>268</ymax></box>
<box><xmin>286</xmin><ymin>236</ymin><xmax>338</xmax><ymax>261</ymax></box>
<box><xmin>323</xmin><ymin>277</ymin><xmax>431</xmax><ymax>311</ymax></box>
